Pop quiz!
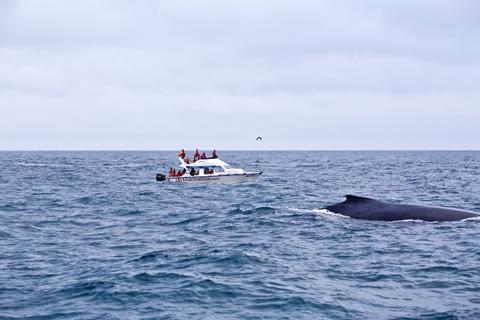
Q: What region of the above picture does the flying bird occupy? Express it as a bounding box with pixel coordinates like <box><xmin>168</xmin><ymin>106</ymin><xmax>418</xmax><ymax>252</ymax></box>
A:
<box><xmin>256</xmin><ymin>136</ymin><xmax>262</xmax><ymax>141</ymax></box>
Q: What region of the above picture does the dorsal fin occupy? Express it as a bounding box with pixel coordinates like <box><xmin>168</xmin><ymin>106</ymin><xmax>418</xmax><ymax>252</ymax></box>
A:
<box><xmin>345</xmin><ymin>195</ymin><xmax>375</xmax><ymax>203</ymax></box>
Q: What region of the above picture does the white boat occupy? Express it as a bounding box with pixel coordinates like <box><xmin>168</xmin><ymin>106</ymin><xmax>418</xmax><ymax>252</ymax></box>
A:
<box><xmin>156</xmin><ymin>157</ymin><xmax>262</xmax><ymax>184</ymax></box>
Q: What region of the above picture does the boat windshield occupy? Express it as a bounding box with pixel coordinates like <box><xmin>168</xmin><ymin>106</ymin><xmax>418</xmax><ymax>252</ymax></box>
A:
<box><xmin>214</xmin><ymin>166</ymin><xmax>224</xmax><ymax>173</ymax></box>
<box><xmin>223</xmin><ymin>165</ymin><xmax>231</xmax><ymax>169</ymax></box>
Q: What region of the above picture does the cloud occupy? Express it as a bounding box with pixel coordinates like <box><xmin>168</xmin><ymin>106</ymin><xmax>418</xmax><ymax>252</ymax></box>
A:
<box><xmin>0</xmin><ymin>0</ymin><xmax>479</xmax><ymax>149</ymax></box>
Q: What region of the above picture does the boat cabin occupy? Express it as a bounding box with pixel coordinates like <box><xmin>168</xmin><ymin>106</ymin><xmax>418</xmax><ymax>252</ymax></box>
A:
<box><xmin>178</xmin><ymin>158</ymin><xmax>243</xmax><ymax>176</ymax></box>
<box><xmin>159</xmin><ymin>155</ymin><xmax>261</xmax><ymax>183</ymax></box>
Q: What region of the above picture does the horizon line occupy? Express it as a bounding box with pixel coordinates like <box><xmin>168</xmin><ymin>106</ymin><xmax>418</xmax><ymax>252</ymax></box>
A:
<box><xmin>1</xmin><ymin>149</ymin><xmax>480</xmax><ymax>152</ymax></box>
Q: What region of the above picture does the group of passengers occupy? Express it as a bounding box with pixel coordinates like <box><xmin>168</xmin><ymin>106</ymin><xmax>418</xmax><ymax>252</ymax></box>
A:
<box><xmin>169</xmin><ymin>167</ymin><xmax>214</xmax><ymax>177</ymax></box>
<box><xmin>168</xmin><ymin>168</ymin><xmax>187</xmax><ymax>177</ymax></box>
<box><xmin>177</xmin><ymin>148</ymin><xmax>217</xmax><ymax>163</ymax></box>
<box><xmin>169</xmin><ymin>149</ymin><xmax>218</xmax><ymax>177</ymax></box>
<box><xmin>188</xmin><ymin>167</ymin><xmax>214</xmax><ymax>176</ymax></box>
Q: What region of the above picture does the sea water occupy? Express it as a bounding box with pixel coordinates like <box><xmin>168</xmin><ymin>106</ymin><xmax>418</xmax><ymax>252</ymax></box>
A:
<box><xmin>1</xmin><ymin>151</ymin><xmax>479</xmax><ymax>319</ymax></box>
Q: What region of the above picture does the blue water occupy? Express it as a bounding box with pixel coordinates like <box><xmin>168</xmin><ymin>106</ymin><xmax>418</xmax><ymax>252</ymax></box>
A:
<box><xmin>1</xmin><ymin>151</ymin><xmax>479</xmax><ymax>319</ymax></box>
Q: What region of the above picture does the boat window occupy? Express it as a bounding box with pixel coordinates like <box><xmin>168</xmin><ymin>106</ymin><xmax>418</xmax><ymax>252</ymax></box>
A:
<box><xmin>223</xmin><ymin>165</ymin><xmax>231</xmax><ymax>169</ymax></box>
<box><xmin>214</xmin><ymin>166</ymin><xmax>224</xmax><ymax>173</ymax></box>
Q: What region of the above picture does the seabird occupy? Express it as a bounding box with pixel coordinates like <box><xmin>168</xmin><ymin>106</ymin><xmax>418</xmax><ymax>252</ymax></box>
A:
<box><xmin>256</xmin><ymin>136</ymin><xmax>262</xmax><ymax>141</ymax></box>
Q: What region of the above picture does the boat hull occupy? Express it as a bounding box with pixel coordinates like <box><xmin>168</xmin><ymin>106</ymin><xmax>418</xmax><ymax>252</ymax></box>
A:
<box><xmin>166</xmin><ymin>172</ymin><xmax>262</xmax><ymax>184</ymax></box>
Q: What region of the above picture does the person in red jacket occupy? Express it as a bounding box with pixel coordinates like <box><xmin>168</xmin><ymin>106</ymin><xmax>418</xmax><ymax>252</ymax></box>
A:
<box><xmin>177</xmin><ymin>149</ymin><xmax>186</xmax><ymax>158</ymax></box>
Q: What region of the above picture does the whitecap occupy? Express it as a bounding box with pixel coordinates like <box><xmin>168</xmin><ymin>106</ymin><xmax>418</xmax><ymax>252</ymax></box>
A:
<box><xmin>461</xmin><ymin>216</ymin><xmax>480</xmax><ymax>222</ymax></box>
<box><xmin>285</xmin><ymin>207</ymin><xmax>316</xmax><ymax>213</ymax></box>
<box><xmin>312</xmin><ymin>208</ymin><xmax>350</xmax><ymax>219</ymax></box>
<box><xmin>17</xmin><ymin>162</ymin><xmax>72</xmax><ymax>167</ymax></box>
<box><xmin>391</xmin><ymin>219</ymin><xmax>427</xmax><ymax>223</ymax></box>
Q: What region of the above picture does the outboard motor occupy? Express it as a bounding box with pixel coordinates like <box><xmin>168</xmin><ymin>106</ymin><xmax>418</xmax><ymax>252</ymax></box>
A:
<box><xmin>156</xmin><ymin>173</ymin><xmax>166</xmax><ymax>181</ymax></box>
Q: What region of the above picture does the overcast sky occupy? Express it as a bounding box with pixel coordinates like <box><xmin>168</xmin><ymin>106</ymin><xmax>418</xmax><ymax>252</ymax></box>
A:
<box><xmin>1</xmin><ymin>0</ymin><xmax>479</xmax><ymax>150</ymax></box>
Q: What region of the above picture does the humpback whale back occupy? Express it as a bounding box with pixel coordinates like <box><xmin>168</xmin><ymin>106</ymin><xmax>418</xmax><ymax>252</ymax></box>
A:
<box><xmin>344</xmin><ymin>195</ymin><xmax>376</xmax><ymax>203</ymax></box>
<box><xmin>325</xmin><ymin>195</ymin><xmax>480</xmax><ymax>222</ymax></box>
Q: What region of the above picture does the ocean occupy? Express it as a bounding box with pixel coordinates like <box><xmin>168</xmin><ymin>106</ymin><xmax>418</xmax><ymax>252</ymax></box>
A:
<box><xmin>1</xmin><ymin>151</ymin><xmax>479</xmax><ymax>319</ymax></box>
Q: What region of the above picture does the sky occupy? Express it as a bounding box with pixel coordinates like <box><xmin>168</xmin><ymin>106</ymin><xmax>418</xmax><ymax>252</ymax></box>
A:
<box><xmin>1</xmin><ymin>0</ymin><xmax>479</xmax><ymax>150</ymax></box>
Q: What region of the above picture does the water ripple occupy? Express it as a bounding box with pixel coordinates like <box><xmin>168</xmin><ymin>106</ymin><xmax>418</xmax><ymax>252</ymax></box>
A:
<box><xmin>1</xmin><ymin>151</ymin><xmax>479</xmax><ymax>319</ymax></box>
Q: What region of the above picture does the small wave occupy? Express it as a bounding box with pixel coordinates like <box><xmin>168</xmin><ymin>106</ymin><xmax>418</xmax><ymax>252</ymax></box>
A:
<box><xmin>75</xmin><ymin>196</ymin><xmax>110</xmax><ymax>206</ymax></box>
<box><xmin>415</xmin><ymin>280</ymin><xmax>460</xmax><ymax>289</ymax></box>
<box><xmin>0</xmin><ymin>204</ymin><xmax>18</xmax><ymax>212</ymax></box>
<box><xmin>0</xmin><ymin>230</ymin><xmax>13</xmax><ymax>238</ymax></box>
<box><xmin>0</xmin><ymin>312</ymin><xmax>84</xmax><ymax>319</ymax></box>
<box><xmin>250</xmin><ymin>296</ymin><xmax>337</xmax><ymax>313</ymax></box>
<box><xmin>131</xmin><ymin>271</ymin><xmax>191</xmax><ymax>283</ymax></box>
<box><xmin>55</xmin><ymin>280</ymin><xmax>115</xmax><ymax>299</ymax></box>
<box><xmin>402</xmin><ymin>312</ymin><xmax>460</xmax><ymax>320</ymax></box>
<box><xmin>412</xmin><ymin>266</ymin><xmax>459</xmax><ymax>273</ymax></box>
<box><xmin>165</xmin><ymin>216</ymin><xmax>204</xmax><ymax>226</ymax></box>
<box><xmin>76</xmin><ymin>197</ymin><xmax>93</xmax><ymax>205</ymax></box>
<box><xmin>138</xmin><ymin>191</ymin><xmax>155</xmax><ymax>196</ymax></box>
<box><xmin>179</xmin><ymin>278</ymin><xmax>241</xmax><ymax>299</ymax></box>
<box><xmin>109</xmin><ymin>163</ymin><xmax>149</xmax><ymax>168</ymax></box>
<box><xmin>130</xmin><ymin>250</ymin><xmax>170</xmax><ymax>263</ymax></box>
<box><xmin>17</xmin><ymin>162</ymin><xmax>73</xmax><ymax>167</ymax></box>
<box><xmin>215</xmin><ymin>252</ymin><xmax>264</xmax><ymax>266</ymax></box>
<box><xmin>112</xmin><ymin>209</ymin><xmax>145</xmax><ymax>216</ymax></box>
<box><xmin>229</xmin><ymin>206</ymin><xmax>277</xmax><ymax>215</ymax></box>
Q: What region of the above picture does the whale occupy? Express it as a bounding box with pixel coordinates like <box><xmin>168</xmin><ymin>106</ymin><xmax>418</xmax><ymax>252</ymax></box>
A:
<box><xmin>325</xmin><ymin>195</ymin><xmax>480</xmax><ymax>222</ymax></box>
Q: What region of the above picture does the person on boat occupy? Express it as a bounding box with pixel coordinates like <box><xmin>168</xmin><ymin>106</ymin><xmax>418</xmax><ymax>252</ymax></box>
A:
<box><xmin>200</xmin><ymin>152</ymin><xmax>207</xmax><ymax>160</ymax></box>
<box><xmin>193</xmin><ymin>149</ymin><xmax>200</xmax><ymax>161</ymax></box>
<box><xmin>177</xmin><ymin>149</ymin><xmax>186</xmax><ymax>159</ymax></box>
<box><xmin>172</xmin><ymin>168</ymin><xmax>176</xmax><ymax>176</ymax></box>
<box><xmin>168</xmin><ymin>168</ymin><xmax>173</xmax><ymax>177</ymax></box>
<box><xmin>176</xmin><ymin>169</ymin><xmax>184</xmax><ymax>177</ymax></box>
<box><xmin>185</xmin><ymin>157</ymin><xmax>190</xmax><ymax>164</ymax></box>
<box><xmin>211</xmin><ymin>149</ymin><xmax>217</xmax><ymax>159</ymax></box>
